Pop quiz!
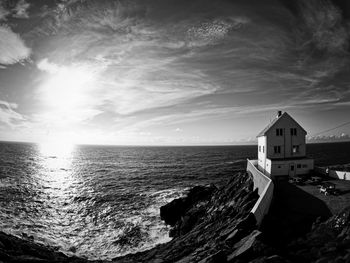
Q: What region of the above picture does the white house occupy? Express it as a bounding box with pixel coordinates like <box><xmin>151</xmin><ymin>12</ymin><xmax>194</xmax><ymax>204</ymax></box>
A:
<box><xmin>257</xmin><ymin>111</ymin><xmax>314</xmax><ymax>180</ymax></box>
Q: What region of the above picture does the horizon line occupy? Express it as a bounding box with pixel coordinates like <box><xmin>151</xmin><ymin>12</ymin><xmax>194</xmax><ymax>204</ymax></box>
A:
<box><xmin>1</xmin><ymin>139</ymin><xmax>350</xmax><ymax>147</ymax></box>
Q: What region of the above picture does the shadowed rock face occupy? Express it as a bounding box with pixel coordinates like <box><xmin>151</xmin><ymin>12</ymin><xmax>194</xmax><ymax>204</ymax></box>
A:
<box><xmin>160</xmin><ymin>184</ymin><xmax>217</xmax><ymax>227</ymax></box>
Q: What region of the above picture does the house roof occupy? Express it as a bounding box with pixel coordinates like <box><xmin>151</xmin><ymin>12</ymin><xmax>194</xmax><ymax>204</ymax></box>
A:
<box><xmin>257</xmin><ymin>112</ymin><xmax>307</xmax><ymax>137</ymax></box>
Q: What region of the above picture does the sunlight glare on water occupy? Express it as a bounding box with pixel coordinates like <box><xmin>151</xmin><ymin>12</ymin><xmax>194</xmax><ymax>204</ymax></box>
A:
<box><xmin>38</xmin><ymin>141</ymin><xmax>76</xmax><ymax>194</ymax></box>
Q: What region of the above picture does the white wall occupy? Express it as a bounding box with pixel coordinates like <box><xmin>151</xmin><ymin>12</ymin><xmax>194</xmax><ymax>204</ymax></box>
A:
<box><xmin>265</xmin><ymin>158</ymin><xmax>272</xmax><ymax>175</ymax></box>
<box><xmin>315</xmin><ymin>166</ymin><xmax>350</xmax><ymax>181</ymax></box>
<box><xmin>258</xmin><ymin>136</ymin><xmax>267</xmax><ymax>172</ymax></box>
<box><xmin>247</xmin><ymin>159</ymin><xmax>274</xmax><ymax>226</ymax></box>
<box><xmin>266</xmin><ymin>114</ymin><xmax>306</xmax><ymax>160</ymax></box>
<box><xmin>329</xmin><ymin>170</ymin><xmax>350</xmax><ymax>180</ymax></box>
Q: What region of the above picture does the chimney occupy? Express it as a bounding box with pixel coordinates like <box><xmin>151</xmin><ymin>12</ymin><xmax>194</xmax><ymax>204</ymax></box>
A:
<box><xmin>277</xmin><ymin>111</ymin><xmax>282</xmax><ymax>118</ymax></box>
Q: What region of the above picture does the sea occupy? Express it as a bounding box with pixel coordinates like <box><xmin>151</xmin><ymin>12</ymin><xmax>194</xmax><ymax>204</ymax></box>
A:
<box><xmin>0</xmin><ymin>141</ymin><xmax>350</xmax><ymax>260</ymax></box>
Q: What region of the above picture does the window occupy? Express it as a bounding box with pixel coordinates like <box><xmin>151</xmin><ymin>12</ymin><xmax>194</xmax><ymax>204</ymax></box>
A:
<box><xmin>262</xmin><ymin>146</ymin><xmax>264</xmax><ymax>153</ymax></box>
<box><xmin>276</xmin><ymin>128</ymin><xmax>283</xmax><ymax>136</ymax></box>
<box><xmin>297</xmin><ymin>164</ymin><xmax>301</xmax><ymax>168</ymax></box>
<box><xmin>291</xmin><ymin>128</ymin><xmax>297</xmax><ymax>136</ymax></box>
<box><xmin>278</xmin><ymin>165</ymin><xmax>281</xmax><ymax>168</ymax></box>
<box><xmin>292</xmin><ymin>145</ymin><xmax>299</xmax><ymax>153</ymax></box>
<box><xmin>274</xmin><ymin>146</ymin><xmax>281</xmax><ymax>154</ymax></box>
<box><xmin>302</xmin><ymin>164</ymin><xmax>307</xmax><ymax>168</ymax></box>
<box><xmin>259</xmin><ymin>146</ymin><xmax>261</xmax><ymax>152</ymax></box>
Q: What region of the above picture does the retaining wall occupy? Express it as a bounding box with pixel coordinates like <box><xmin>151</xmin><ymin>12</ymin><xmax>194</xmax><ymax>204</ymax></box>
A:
<box><xmin>315</xmin><ymin>166</ymin><xmax>350</xmax><ymax>181</ymax></box>
<box><xmin>330</xmin><ymin>170</ymin><xmax>350</xmax><ymax>180</ymax></box>
<box><xmin>247</xmin><ymin>159</ymin><xmax>274</xmax><ymax>226</ymax></box>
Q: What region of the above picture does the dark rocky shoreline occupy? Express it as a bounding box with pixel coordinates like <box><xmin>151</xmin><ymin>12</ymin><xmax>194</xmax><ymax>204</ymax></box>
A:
<box><xmin>1</xmin><ymin>172</ymin><xmax>350</xmax><ymax>262</ymax></box>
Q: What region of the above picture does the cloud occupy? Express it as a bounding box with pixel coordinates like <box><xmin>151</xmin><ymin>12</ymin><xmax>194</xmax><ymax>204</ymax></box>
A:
<box><xmin>0</xmin><ymin>3</ymin><xmax>10</xmax><ymax>20</ymax></box>
<box><xmin>29</xmin><ymin>0</ymin><xmax>233</xmax><ymax>118</ymax></box>
<box><xmin>307</xmin><ymin>133</ymin><xmax>350</xmax><ymax>143</ymax></box>
<box><xmin>13</xmin><ymin>0</ymin><xmax>31</xmax><ymax>19</ymax></box>
<box><xmin>0</xmin><ymin>100</ymin><xmax>26</xmax><ymax>128</ymax></box>
<box><xmin>37</xmin><ymin>58</ymin><xmax>60</xmax><ymax>73</ymax></box>
<box><xmin>297</xmin><ymin>0</ymin><xmax>349</xmax><ymax>54</ymax></box>
<box><xmin>186</xmin><ymin>16</ymin><xmax>250</xmax><ymax>47</ymax></box>
<box><xmin>26</xmin><ymin>1</ymin><xmax>345</xmax><ymax>120</ymax></box>
<box><xmin>0</xmin><ymin>25</ymin><xmax>31</xmax><ymax>66</ymax></box>
<box><xmin>2</xmin><ymin>0</ymin><xmax>348</xmax><ymax>144</ymax></box>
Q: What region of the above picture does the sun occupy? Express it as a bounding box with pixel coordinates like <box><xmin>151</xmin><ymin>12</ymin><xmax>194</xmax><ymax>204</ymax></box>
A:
<box><xmin>36</xmin><ymin>59</ymin><xmax>98</xmax><ymax>145</ymax></box>
<box><xmin>39</xmin><ymin>64</ymin><xmax>94</xmax><ymax>113</ymax></box>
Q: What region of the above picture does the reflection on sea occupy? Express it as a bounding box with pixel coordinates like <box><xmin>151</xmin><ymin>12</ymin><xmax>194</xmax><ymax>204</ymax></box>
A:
<box><xmin>38</xmin><ymin>142</ymin><xmax>76</xmax><ymax>195</ymax></box>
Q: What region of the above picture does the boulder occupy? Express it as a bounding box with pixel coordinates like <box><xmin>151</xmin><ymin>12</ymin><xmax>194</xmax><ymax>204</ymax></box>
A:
<box><xmin>160</xmin><ymin>185</ymin><xmax>216</xmax><ymax>226</ymax></box>
<box><xmin>160</xmin><ymin>198</ymin><xmax>187</xmax><ymax>226</ymax></box>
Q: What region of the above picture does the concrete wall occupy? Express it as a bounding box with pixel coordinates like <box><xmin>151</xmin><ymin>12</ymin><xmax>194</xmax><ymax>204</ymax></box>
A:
<box><xmin>247</xmin><ymin>159</ymin><xmax>274</xmax><ymax>226</ymax></box>
<box><xmin>330</xmin><ymin>171</ymin><xmax>350</xmax><ymax>180</ymax></box>
<box><xmin>315</xmin><ymin>166</ymin><xmax>350</xmax><ymax>180</ymax></box>
<box><xmin>266</xmin><ymin>114</ymin><xmax>306</xmax><ymax>159</ymax></box>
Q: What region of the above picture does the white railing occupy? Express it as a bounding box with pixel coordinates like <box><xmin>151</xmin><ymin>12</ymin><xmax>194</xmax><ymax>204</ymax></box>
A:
<box><xmin>246</xmin><ymin>159</ymin><xmax>274</xmax><ymax>226</ymax></box>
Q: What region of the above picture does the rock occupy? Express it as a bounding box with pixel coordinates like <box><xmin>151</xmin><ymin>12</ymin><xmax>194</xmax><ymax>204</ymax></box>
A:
<box><xmin>160</xmin><ymin>198</ymin><xmax>187</xmax><ymax>226</ymax></box>
<box><xmin>227</xmin><ymin>230</ymin><xmax>262</xmax><ymax>262</ymax></box>
<box><xmin>198</xmin><ymin>250</ymin><xmax>227</xmax><ymax>263</ymax></box>
<box><xmin>315</xmin><ymin>258</ymin><xmax>330</xmax><ymax>263</ymax></box>
<box><xmin>225</xmin><ymin>229</ymin><xmax>239</xmax><ymax>242</ymax></box>
<box><xmin>265</xmin><ymin>255</ymin><xmax>285</xmax><ymax>263</ymax></box>
<box><xmin>12</xmin><ymin>255</ymin><xmax>46</xmax><ymax>262</ymax></box>
<box><xmin>220</xmin><ymin>226</ymin><xmax>237</xmax><ymax>240</ymax></box>
<box><xmin>236</xmin><ymin>213</ymin><xmax>257</xmax><ymax>231</ymax></box>
<box><xmin>69</xmin><ymin>246</ymin><xmax>76</xmax><ymax>253</ymax></box>
<box><xmin>160</xmin><ymin>185</ymin><xmax>216</xmax><ymax>227</ymax></box>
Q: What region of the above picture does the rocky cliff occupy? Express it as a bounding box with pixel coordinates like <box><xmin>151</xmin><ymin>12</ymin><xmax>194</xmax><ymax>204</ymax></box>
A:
<box><xmin>113</xmin><ymin>172</ymin><xmax>259</xmax><ymax>263</ymax></box>
<box><xmin>1</xmin><ymin>172</ymin><xmax>350</xmax><ymax>262</ymax></box>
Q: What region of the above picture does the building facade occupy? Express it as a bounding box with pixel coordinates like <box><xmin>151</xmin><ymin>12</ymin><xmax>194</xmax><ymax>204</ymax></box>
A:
<box><xmin>257</xmin><ymin>111</ymin><xmax>314</xmax><ymax>179</ymax></box>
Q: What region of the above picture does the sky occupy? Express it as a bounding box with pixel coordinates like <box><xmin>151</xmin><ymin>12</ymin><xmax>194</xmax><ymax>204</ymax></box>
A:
<box><xmin>0</xmin><ymin>0</ymin><xmax>349</xmax><ymax>145</ymax></box>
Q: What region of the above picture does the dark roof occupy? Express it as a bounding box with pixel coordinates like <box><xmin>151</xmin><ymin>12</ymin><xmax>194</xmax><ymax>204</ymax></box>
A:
<box><xmin>256</xmin><ymin>115</ymin><xmax>280</xmax><ymax>137</ymax></box>
<box><xmin>257</xmin><ymin>112</ymin><xmax>307</xmax><ymax>137</ymax></box>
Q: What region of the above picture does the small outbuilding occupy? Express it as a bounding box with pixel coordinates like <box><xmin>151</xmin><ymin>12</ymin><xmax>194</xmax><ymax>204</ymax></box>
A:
<box><xmin>257</xmin><ymin>111</ymin><xmax>314</xmax><ymax>180</ymax></box>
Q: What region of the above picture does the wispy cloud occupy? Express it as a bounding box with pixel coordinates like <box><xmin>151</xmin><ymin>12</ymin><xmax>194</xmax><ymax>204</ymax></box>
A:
<box><xmin>0</xmin><ymin>3</ymin><xmax>10</xmax><ymax>20</ymax></box>
<box><xmin>13</xmin><ymin>0</ymin><xmax>31</xmax><ymax>19</ymax></box>
<box><xmin>0</xmin><ymin>100</ymin><xmax>26</xmax><ymax>128</ymax></box>
<box><xmin>1</xmin><ymin>0</ymin><xmax>350</xmax><ymax>144</ymax></box>
<box><xmin>0</xmin><ymin>25</ymin><xmax>31</xmax><ymax>67</ymax></box>
<box><xmin>297</xmin><ymin>0</ymin><xmax>349</xmax><ymax>54</ymax></box>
